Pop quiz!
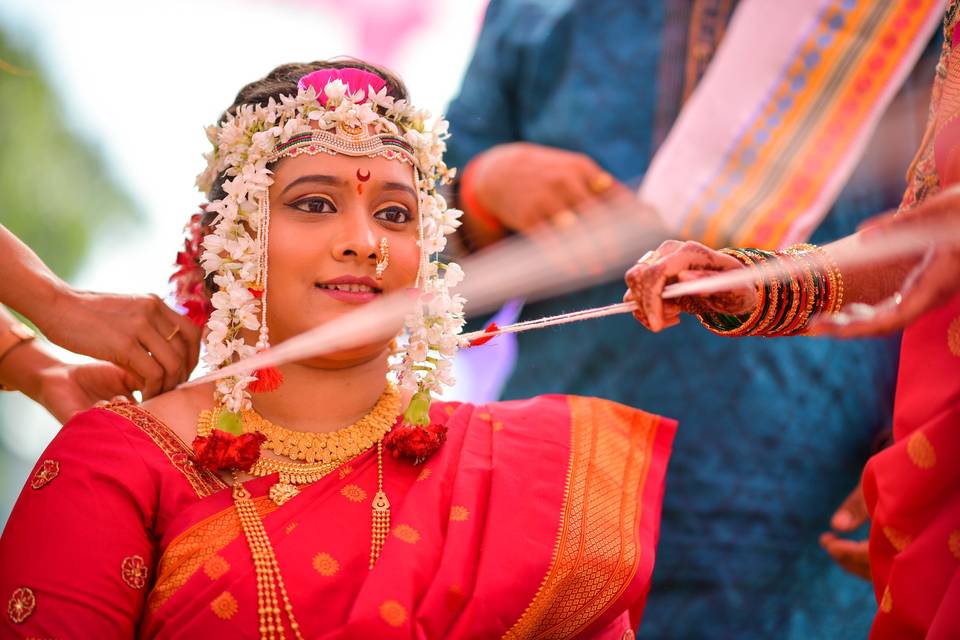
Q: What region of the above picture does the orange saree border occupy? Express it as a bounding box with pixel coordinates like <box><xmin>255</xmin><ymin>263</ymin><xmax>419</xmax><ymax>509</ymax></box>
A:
<box><xmin>503</xmin><ymin>397</ymin><xmax>662</xmax><ymax>639</ymax></box>
<box><xmin>146</xmin><ymin>495</ymin><xmax>277</xmax><ymax>613</ymax></box>
<box><xmin>103</xmin><ymin>403</ymin><xmax>227</xmax><ymax>498</ymax></box>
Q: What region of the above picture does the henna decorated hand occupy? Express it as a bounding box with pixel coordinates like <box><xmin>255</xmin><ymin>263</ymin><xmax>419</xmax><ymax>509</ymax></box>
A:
<box><xmin>624</xmin><ymin>240</ymin><xmax>757</xmax><ymax>332</ymax></box>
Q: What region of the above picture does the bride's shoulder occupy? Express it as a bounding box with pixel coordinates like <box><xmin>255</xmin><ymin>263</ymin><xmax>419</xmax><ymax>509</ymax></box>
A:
<box><xmin>139</xmin><ymin>383</ymin><xmax>216</xmax><ymax>445</ymax></box>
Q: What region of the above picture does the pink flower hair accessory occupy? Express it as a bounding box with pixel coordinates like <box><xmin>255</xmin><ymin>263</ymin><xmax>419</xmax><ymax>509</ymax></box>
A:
<box><xmin>298</xmin><ymin>67</ymin><xmax>387</xmax><ymax>106</ymax></box>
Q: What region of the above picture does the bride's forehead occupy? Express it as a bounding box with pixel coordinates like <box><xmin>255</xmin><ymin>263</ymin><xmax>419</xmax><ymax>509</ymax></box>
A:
<box><xmin>273</xmin><ymin>153</ymin><xmax>416</xmax><ymax>185</ymax></box>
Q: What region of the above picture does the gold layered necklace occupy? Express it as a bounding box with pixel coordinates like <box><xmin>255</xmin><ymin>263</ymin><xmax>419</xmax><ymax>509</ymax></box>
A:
<box><xmin>197</xmin><ymin>385</ymin><xmax>400</xmax><ymax>506</ymax></box>
<box><xmin>207</xmin><ymin>385</ymin><xmax>401</xmax><ymax>640</ymax></box>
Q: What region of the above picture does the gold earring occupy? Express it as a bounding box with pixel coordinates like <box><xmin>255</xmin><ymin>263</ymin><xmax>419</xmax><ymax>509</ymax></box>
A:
<box><xmin>375</xmin><ymin>237</ymin><xmax>390</xmax><ymax>280</ymax></box>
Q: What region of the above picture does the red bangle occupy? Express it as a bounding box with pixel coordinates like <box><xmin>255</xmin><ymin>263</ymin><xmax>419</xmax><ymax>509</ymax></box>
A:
<box><xmin>460</xmin><ymin>155</ymin><xmax>504</xmax><ymax>231</ymax></box>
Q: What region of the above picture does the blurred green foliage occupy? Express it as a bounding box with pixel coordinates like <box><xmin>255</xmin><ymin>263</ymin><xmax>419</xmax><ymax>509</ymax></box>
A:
<box><xmin>0</xmin><ymin>29</ymin><xmax>137</xmax><ymax>280</ymax></box>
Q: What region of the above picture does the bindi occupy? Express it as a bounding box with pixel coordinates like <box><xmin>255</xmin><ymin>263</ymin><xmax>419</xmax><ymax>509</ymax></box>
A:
<box><xmin>356</xmin><ymin>168</ymin><xmax>371</xmax><ymax>194</ymax></box>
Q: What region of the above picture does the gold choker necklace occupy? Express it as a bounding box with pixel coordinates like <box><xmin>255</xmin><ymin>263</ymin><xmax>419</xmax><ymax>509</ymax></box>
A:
<box><xmin>197</xmin><ymin>385</ymin><xmax>401</xmax><ymax>507</ymax></box>
<box><xmin>197</xmin><ymin>385</ymin><xmax>400</xmax><ymax>464</ymax></box>
<box><xmin>246</xmin><ymin>385</ymin><xmax>399</xmax><ymax>464</ymax></box>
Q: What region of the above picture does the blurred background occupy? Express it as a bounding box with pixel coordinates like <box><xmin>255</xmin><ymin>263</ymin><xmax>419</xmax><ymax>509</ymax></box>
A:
<box><xmin>0</xmin><ymin>0</ymin><xmax>487</xmax><ymax>526</ymax></box>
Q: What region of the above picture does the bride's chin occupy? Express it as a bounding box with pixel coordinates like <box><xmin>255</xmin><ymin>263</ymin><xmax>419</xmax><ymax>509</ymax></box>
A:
<box><xmin>296</xmin><ymin>342</ymin><xmax>393</xmax><ymax>370</ymax></box>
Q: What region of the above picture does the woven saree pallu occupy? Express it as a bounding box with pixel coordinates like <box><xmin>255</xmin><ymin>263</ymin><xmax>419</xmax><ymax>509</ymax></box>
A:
<box><xmin>641</xmin><ymin>0</ymin><xmax>944</xmax><ymax>249</ymax></box>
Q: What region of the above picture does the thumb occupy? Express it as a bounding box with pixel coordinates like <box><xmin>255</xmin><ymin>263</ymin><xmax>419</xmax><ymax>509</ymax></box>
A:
<box><xmin>831</xmin><ymin>482</ymin><xmax>869</xmax><ymax>531</ymax></box>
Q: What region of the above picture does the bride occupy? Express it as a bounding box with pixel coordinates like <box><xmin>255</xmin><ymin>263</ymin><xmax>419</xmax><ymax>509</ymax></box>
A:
<box><xmin>0</xmin><ymin>59</ymin><xmax>674</xmax><ymax>639</ymax></box>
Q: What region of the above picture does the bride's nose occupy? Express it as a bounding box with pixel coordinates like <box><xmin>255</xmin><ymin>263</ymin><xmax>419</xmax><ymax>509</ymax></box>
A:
<box><xmin>330</xmin><ymin>208</ymin><xmax>378</xmax><ymax>264</ymax></box>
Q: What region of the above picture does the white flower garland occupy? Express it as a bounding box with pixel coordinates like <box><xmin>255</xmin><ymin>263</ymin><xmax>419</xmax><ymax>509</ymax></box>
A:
<box><xmin>197</xmin><ymin>78</ymin><xmax>464</xmax><ymax>413</ymax></box>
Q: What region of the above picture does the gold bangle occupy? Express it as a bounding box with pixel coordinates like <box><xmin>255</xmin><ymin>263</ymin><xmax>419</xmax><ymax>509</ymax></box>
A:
<box><xmin>695</xmin><ymin>249</ymin><xmax>765</xmax><ymax>336</ymax></box>
<box><xmin>782</xmin><ymin>248</ymin><xmax>818</xmax><ymax>334</ymax></box>
<box><xmin>744</xmin><ymin>250</ymin><xmax>782</xmax><ymax>336</ymax></box>
<box><xmin>789</xmin><ymin>243</ymin><xmax>844</xmax><ymax>313</ymax></box>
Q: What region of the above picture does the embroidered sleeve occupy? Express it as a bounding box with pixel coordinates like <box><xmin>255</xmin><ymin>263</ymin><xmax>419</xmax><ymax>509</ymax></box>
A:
<box><xmin>0</xmin><ymin>409</ymin><xmax>158</xmax><ymax>635</ymax></box>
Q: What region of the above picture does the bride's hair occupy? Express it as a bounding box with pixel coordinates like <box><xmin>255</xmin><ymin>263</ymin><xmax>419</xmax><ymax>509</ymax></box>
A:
<box><xmin>208</xmin><ymin>57</ymin><xmax>408</xmax><ymax>203</ymax></box>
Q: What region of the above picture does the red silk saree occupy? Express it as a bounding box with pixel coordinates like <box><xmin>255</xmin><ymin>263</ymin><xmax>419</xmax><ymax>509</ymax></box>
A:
<box><xmin>0</xmin><ymin>395</ymin><xmax>674</xmax><ymax>639</ymax></box>
<box><xmin>863</xmin><ymin>3</ymin><xmax>960</xmax><ymax>637</ymax></box>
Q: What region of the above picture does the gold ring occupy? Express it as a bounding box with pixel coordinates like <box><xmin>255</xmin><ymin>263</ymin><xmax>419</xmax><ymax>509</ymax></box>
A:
<box><xmin>552</xmin><ymin>209</ymin><xmax>578</xmax><ymax>229</ymax></box>
<box><xmin>164</xmin><ymin>326</ymin><xmax>180</xmax><ymax>341</ymax></box>
<box><xmin>589</xmin><ymin>172</ymin><xmax>613</xmax><ymax>194</ymax></box>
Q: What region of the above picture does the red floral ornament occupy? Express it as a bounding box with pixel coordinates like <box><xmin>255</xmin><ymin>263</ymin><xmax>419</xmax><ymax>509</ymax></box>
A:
<box><xmin>120</xmin><ymin>555</ymin><xmax>149</xmax><ymax>590</ymax></box>
<box><xmin>383</xmin><ymin>389</ymin><xmax>447</xmax><ymax>464</ymax></box>
<box><xmin>8</xmin><ymin>587</ymin><xmax>35</xmax><ymax>624</ymax></box>
<box><xmin>30</xmin><ymin>459</ymin><xmax>60</xmax><ymax>490</ymax></box>
<box><xmin>170</xmin><ymin>211</ymin><xmax>214</xmax><ymax>327</ymax></box>
<box><xmin>383</xmin><ymin>420</ymin><xmax>448</xmax><ymax>464</ymax></box>
<box><xmin>192</xmin><ymin>430</ymin><xmax>266</xmax><ymax>472</ymax></box>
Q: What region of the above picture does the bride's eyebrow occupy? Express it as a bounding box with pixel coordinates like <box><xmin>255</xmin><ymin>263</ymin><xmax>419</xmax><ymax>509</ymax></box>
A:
<box><xmin>380</xmin><ymin>181</ymin><xmax>417</xmax><ymax>199</ymax></box>
<box><xmin>279</xmin><ymin>174</ymin><xmax>345</xmax><ymax>196</ymax></box>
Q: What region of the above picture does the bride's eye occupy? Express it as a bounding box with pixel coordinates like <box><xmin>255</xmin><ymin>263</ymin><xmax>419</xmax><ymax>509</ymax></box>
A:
<box><xmin>289</xmin><ymin>196</ymin><xmax>336</xmax><ymax>214</ymax></box>
<box><xmin>374</xmin><ymin>206</ymin><xmax>412</xmax><ymax>224</ymax></box>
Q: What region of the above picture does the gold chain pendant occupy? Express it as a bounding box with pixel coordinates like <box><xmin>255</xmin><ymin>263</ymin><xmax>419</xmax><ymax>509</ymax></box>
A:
<box><xmin>268</xmin><ymin>476</ymin><xmax>300</xmax><ymax>506</ymax></box>
<box><xmin>251</xmin><ymin>457</ymin><xmax>343</xmax><ymax>506</ymax></box>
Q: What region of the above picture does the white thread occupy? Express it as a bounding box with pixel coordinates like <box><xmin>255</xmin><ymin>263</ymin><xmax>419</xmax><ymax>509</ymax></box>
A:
<box><xmin>461</xmin><ymin>301</ymin><xmax>638</xmax><ymax>344</ymax></box>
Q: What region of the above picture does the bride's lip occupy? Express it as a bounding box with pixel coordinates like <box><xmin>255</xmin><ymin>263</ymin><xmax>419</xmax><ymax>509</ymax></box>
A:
<box><xmin>314</xmin><ymin>275</ymin><xmax>382</xmax><ymax>303</ymax></box>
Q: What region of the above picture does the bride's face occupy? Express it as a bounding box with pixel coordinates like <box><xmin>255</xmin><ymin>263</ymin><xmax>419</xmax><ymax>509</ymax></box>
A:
<box><xmin>259</xmin><ymin>151</ymin><xmax>421</xmax><ymax>367</ymax></box>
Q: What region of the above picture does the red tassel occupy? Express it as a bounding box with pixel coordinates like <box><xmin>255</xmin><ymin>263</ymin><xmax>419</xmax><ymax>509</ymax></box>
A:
<box><xmin>468</xmin><ymin>322</ymin><xmax>500</xmax><ymax>347</ymax></box>
<box><xmin>249</xmin><ymin>366</ymin><xmax>283</xmax><ymax>393</ymax></box>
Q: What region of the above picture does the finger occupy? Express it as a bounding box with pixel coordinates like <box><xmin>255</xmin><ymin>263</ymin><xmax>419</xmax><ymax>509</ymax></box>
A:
<box><xmin>160</xmin><ymin>304</ymin><xmax>202</xmax><ymax>373</ymax></box>
<box><xmin>569</xmin><ymin>155</ymin><xmax>609</xmax><ymax>202</ymax></box>
<box><xmin>663</xmin><ymin>313</ymin><xmax>682</xmax><ymax>329</ymax></box>
<box><xmin>654</xmin><ymin>239</ymin><xmax>686</xmax><ymax>259</ymax></box>
<box><xmin>819</xmin><ymin>534</ymin><xmax>871</xmax><ymax>580</ymax></box>
<box><xmin>831</xmin><ymin>484</ymin><xmax>868</xmax><ymax>531</ymax></box>
<box><xmin>120</xmin><ymin>370</ymin><xmax>140</xmax><ymax>396</ymax></box>
<box><xmin>625</xmin><ymin>287</ymin><xmax>653</xmax><ymax>329</ymax></box>
<box><xmin>587</xmin><ymin>170</ymin><xmax>616</xmax><ymax>196</ymax></box>
<box><xmin>555</xmin><ymin>170</ymin><xmax>596</xmax><ymax>210</ymax></box>
<box><xmin>152</xmin><ymin>317</ymin><xmax>190</xmax><ymax>380</ymax></box>
<box><xmin>600</xmin><ymin>180</ymin><xmax>633</xmax><ymax>202</ymax></box>
<box><xmin>624</xmin><ymin>277</ymin><xmax>650</xmax><ymax>329</ymax></box>
<box><xmin>152</xmin><ymin>316</ymin><xmax>191</xmax><ymax>387</ymax></box>
<box><xmin>523</xmin><ymin>193</ymin><xmax>572</xmax><ymax>233</ymax></box>
<box><xmin>137</xmin><ymin>329</ymin><xmax>182</xmax><ymax>396</ymax></box>
<box><xmin>119</xmin><ymin>342</ymin><xmax>165</xmax><ymax>399</ymax></box>
<box><xmin>639</xmin><ymin>264</ymin><xmax>669</xmax><ymax>332</ymax></box>
<box><xmin>663</xmin><ymin>301</ymin><xmax>682</xmax><ymax>322</ymax></box>
<box><xmin>812</xmin><ymin>265</ymin><xmax>941</xmax><ymax>338</ymax></box>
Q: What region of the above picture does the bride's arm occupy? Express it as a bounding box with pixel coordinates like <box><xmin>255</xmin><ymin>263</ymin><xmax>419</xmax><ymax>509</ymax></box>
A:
<box><xmin>623</xmin><ymin>228</ymin><xmax>918</xmax><ymax>335</ymax></box>
<box><xmin>623</xmin><ymin>185</ymin><xmax>960</xmax><ymax>336</ymax></box>
<box><xmin>0</xmin><ymin>409</ymin><xmax>156</xmax><ymax>635</ymax></box>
